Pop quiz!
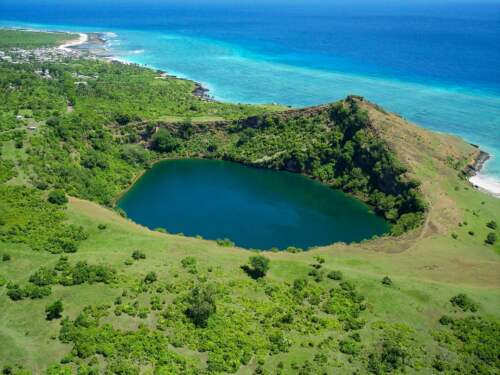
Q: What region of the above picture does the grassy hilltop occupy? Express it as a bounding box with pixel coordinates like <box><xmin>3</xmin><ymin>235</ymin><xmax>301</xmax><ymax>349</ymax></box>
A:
<box><xmin>0</xmin><ymin>29</ymin><xmax>499</xmax><ymax>374</ymax></box>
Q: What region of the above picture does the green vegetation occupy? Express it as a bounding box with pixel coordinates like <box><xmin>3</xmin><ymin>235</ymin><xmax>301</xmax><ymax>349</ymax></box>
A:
<box><xmin>450</xmin><ymin>293</ymin><xmax>478</xmax><ymax>312</ymax></box>
<box><xmin>45</xmin><ymin>299</ymin><xmax>63</xmax><ymax>320</ymax></box>
<box><xmin>47</xmin><ymin>190</ymin><xmax>68</xmax><ymax>205</ymax></box>
<box><xmin>242</xmin><ymin>255</ymin><xmax>271</xmax><ymax>279</ymax></box>
<box><xmin>0</xmin><ymin>29</ymin><xmax>77</xmax><ymax>49</ymax></box>
<box><xmin>0</xmin><ymin>30</ymin><xmax>498</xmax><ymax>374</ymax></box>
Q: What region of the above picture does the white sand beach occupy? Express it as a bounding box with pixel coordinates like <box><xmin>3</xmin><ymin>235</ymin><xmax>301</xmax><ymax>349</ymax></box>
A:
<box><xmin>470</xmin><ymin>173</ymin><xmax>500</xmax><ymax>198</ymax></box>
<box><xmin>58</xmin><ymin>33</ymin><xmax>88</xmax><ymax>51</ymax></box>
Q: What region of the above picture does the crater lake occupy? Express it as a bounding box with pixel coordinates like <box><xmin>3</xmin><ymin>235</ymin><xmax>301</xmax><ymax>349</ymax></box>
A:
<box><xmin>117</xmin><ymin>159</ymin><xmax>390</xmax><ymax>249</ymax></box>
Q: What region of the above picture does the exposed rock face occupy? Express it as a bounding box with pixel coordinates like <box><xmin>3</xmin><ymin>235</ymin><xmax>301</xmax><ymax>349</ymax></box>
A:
<box><xmin>464</xmin><ymin>147</ymin><xmax>490</xmax><ymax>177</ymax></box>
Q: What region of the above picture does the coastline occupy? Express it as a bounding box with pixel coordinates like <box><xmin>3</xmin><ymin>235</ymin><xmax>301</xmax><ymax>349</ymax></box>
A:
<box><xmin>8</xmin><ymin>25</ymin><xmax>500</xmax><ymax>197</ymax></box>
<box><xmin>58</xmin><ymin>32</ymin><xmax>88</xmax><ymax>51</ymax></box>
<box><xmin>467</xmin><ymin>149</ymin><xmax>500</xmax><ymax>198</ymax></box>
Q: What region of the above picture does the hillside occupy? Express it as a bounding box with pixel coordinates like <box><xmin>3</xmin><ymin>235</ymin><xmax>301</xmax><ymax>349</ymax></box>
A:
<box><xmin>0</xmin><ymin>29</ymin><xmax>499</xmax><ymax>375</ymax></box>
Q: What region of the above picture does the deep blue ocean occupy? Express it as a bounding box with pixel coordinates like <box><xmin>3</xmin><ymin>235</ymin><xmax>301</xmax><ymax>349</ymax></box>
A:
<box><xmin>1</xmin><ymin>0</ymin><xmax>499</xmax><ymax>181</ymax></box>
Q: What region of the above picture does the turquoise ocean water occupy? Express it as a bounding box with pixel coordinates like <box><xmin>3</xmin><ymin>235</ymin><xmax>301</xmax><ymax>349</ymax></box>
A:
<box><xmin>1</xmin><ymin>1</ymin><xmax>499</xmax><ymax>181</ymax></box>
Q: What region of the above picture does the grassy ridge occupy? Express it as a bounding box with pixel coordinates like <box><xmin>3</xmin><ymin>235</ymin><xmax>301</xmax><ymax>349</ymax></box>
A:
<box><xmin>0</xmin><ymin>30</ymin><xmax>499</xmax><ymax>374</ymax></box>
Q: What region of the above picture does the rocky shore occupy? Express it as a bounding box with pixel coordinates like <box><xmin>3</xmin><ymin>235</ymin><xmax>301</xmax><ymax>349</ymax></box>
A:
<box><xmin>466</xmin><ymin>146</ymin><xmax>490</xmax><ymax>177</ymax></box>
<box><xmin>467</xmin><ymin>146</ymin><xmax>500</xmax><ymax>198</ymax></box>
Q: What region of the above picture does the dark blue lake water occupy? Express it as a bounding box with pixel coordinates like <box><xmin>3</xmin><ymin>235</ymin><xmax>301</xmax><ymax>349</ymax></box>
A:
<box><xmin>117</xmin><ymin>160</ymin><xmax>390</xmax><ymax>249</ymax></box>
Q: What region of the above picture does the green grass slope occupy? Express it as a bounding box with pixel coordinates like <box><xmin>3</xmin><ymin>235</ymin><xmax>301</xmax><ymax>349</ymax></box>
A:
<box><xmin>0</xmin><ymin>30</ymin><xmax>498</xmax><ymax>374</ymax></box>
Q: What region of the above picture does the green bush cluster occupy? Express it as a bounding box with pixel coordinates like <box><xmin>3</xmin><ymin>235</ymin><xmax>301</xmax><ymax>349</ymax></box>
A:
<box><xmin>58</xmin><ymin>305</ymin><xmax>199</xmax><ymax>374</ymax></box>
<box><xmin>28</xmin><ymin>257</ymin><xmax>116</xmax><ymax>288</ymax></box>
<box><xmin>0</xmin><ymin>186</ymin><xmax>88</xmax><ymax>253</ymax></box>
<box><xmin>0</xmin><ymin>158</ymin><xmax>17</xmax><ymax>183</ymax></box>
<box><xmin>6</xmin><ymin>282</ymin><xmax>51</xmax><ymax>300</ymax></box>
<box><xmin>450</xmin><ymin>293</ymin><xmax>478</xmax><ymax>312</ymax></box>
<box><xmin>434</xmin><ymin>316</ymin><xmax>499</xmax><ymax>374</ymax></box>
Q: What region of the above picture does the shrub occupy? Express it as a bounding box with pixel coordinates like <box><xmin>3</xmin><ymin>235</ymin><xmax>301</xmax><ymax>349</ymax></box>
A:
<box><xmin>47</xmin><ymin>190</ymin><xmax>68</xmax><ymax>205</ymax></box>
<box><xmin>216</xmin><ymin>238</ymin><xmax>235</xmax><ymax>247</ymax></box>
<box><xmin>381</xmin><ymin>276</ymin><xmax>393</xmax><ymax>286</ymax></box>
<box><xmin>29</xmin><ymin>267</ymin><xmax>57</xmax><ymax>286</ymax></box>
<box><xmin>132</xmin><ymin>250</ymin><xmax>146</xmax><ymax>260</ymax></box>
<box><xmin>181</xmin><ymin>256</ymin><xmax>196</xmax><ymax>268</ymax></box>
<box><xmin>339</xmin><ymin>338</ymin><xmax>361</xmax><ymax>356</ymax></box>
<box><xmin>144</xmin><ymin>272</ymin><xmax>157</xmax><ymax>284</ymax></box>
<box><xmin>2</xmin><ymin>254</ymin><xmax>11</xmax><ymax>262</ymax></box>
<box><xmin>485</xmin><ymin>232</ymin><xmax>497</xmax><ymax>245</ymax></box>
<box><xmin>439</xmin><ymin>315</ymin><xmax>453</xmax><ymax>325</ymax></box>
<box><xmin>450</xmin><ymin>293</ymin><xmax>478</xmax><ymax>312</ymax></box>
<box><xmin>242</xmin><ymin>255</ymin><xmax>270</xmax><ymax>279</ymax></box>
<box><xmin>327</xmin><ymin>270</ymin><xmax>343</xmax><ymax>281</ymax></box>
<box><xmin>185</xmin><ymin>285</ymin><xmax>216</xmax><ymax>327</ymax></box>
<box><xmin>486</xmin><ymin>220</ymin><xmax>497</xmax><ymax>230</ymax></box>
<box><xmin>97</xmin><ymin>224</ymin><xmax>107</xmax><ymax>230</ymax></box>
<box><xmin>46</xmin><ymin>299</ymin><xmax>64</xmax><ymax>320</ymax></box>
<box><xmin>7</xmin><ymin>286</ymin><xmax>24</xmax><ymax>301</ymax></box>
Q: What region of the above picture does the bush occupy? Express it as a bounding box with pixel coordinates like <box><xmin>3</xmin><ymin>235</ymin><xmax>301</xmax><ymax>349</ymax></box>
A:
<box><xmin>132</xmin><ymin>250</ymin><xmax>146</xmax><ymax>260</ymax></box>
<box><xmin>29</xmin><ymin>267</ymin><xmax>57</xmax><ymax>286</ymax></box>
<box><xmin>2</xmin><ymin>254</ymin><xmax>11</xmax><ymax>262</ymax></box>
<box><xmin>216</xmin><ymin>238</ymin><xmax>235</xmax><ymax>247</ymax></box>
<box><xmin>381</xmin><ymin>276</ymin><xmax>393</xmax><ymax>286</ymax></box>
<box><xmin>185</xmin><ymin>285</ymin><xmax>216</xmax><ymax>327</ymax></box>
<box><xmin>144</xmin><ymin>272</ymin><xmax>157</xmax><ymax>284</ymax></box>
<box><xmin>450</xmin><ymin>293</ymin><xmax>478</xmax><ymax>312</ymax></box>
<box><xmin>46</xmin><ymin>299</ymin><xmax>63</xmax><ymax>320</ymax></box>
<box><xmin>7</xmin><ymin>286</ymin><xmax>24</xmax><ymax>301</ymax></box>
<box><xmin>339</xmin><ymin>338</ymin><xmax>361</xmax><ymax>356</ymax></box>
<box><xmin>327</xmin><ymin>270</ymin><xmax>343</xmax><ymax>281</ymax></box>
<box><xmin>485</xmin><ymin>232</ymin><xmax>497</xmax><ymax>245</ymax></box>
<box><xmin>486</xmin><ymin>220</ymin><xmax>497</xmax><ymax>230</ymax></box>
<box><xmin>47</xmin><ymin>190</ymin><xmax>68</xmax><ymax>205</ymax></box>
<box><xmin>242</xmin><ymin>255</ymin><xmax>270</xmax><ymax>279</ymax></box>
<box><xmin>181</xmin><ymin>256</ymin><xmax>196</xmax><ymax>268</ymax></box>
<box><xmin>439</xmin><ymin>315</ymin><xmax>453</xmax><ymax>325</ymax></box>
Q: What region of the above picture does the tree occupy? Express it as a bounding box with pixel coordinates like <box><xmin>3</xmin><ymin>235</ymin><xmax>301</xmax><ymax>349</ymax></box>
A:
<box><xmin>242</xmin><ymin>255</ymin><xmax>270</xmax><ymax>279</ymax></box>
<box><xmin>486</xmin><ymin>220</ymin><xmax>497</xmax><ymax>230</ymax></box>
<box><xmin>381</xmin><ymin>276</ymin><xmax>393</xmax><ymax>286</ymax></box>
<box><xmin>151</xmin><ymin>129</ymin><xmax>179</xmax><ymax>153</ymax></box>
<box><xmin>47</xmin><ymin>190</ymin><xmax>68</xmax><ymax>205</ymax></box>
<box><xmin>186</xmin><ymin>285</ymin><xmax>216</xmax><ymax>327</ymax></box>
<box><xmin>46</xmin><ymin>299</ymin><xmax>64</xmax><ymax>320</ymax></box>
<box><xmin>485</xmin><ymin>232</ymin><xmax>497</xmax><ymax>245</ymax></box>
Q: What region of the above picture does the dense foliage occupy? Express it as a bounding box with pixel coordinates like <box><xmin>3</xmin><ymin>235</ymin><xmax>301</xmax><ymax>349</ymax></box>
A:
<box><xmin>0</xmin><ymin>186</ymin><xmax>88</xmax><ymax>253</ymax></box>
